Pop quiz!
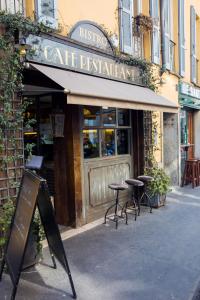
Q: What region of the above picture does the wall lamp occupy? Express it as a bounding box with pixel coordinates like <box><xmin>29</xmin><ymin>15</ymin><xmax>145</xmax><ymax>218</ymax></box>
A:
<box><xmin>15</xmin><ymin>37</ymin><xmax>31</xmax><ymax>62</ymax></box>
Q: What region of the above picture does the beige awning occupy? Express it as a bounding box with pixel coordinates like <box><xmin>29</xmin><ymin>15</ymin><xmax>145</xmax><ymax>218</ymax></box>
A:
<box><xmin>30</xmin><ymin>63</ymin><xmax>179</xmax><ymax>113</ymax></box>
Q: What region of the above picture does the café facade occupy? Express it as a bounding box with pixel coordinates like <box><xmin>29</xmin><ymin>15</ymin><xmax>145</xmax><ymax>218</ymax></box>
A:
<box><xmin>23</xmin><ymin>21</ymin><xmax>178</xmax><ymax>226</ymax></box>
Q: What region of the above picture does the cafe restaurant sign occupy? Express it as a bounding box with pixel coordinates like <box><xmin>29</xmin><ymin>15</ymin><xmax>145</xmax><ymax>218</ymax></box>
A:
<box><xmin>27</xmin><ymin>34</ymin><xmax>142</xmax><ymax>85</ymax></box>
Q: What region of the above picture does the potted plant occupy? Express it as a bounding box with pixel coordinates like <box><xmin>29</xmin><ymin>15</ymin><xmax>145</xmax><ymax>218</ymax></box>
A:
<box><xmin>145</xmin><ymin>165</ymin><xmax>171</xmax><ymax>208</ymax></box>
<box><xmin>0</xmin><ymin>199</ymin><xmax>44</xmax><ymax>268</ymax></box>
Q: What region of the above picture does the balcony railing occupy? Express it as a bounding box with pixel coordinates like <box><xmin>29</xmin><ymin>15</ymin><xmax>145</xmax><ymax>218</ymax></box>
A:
<box><xmin>0</xmin><ymin>0</ymin><xmax>24</xmax><ymax>14</ymax></box>
<box><xmin>169</xmin><ymin>40</ymin><xmax>175</xmax><ymax>72</ymax></box>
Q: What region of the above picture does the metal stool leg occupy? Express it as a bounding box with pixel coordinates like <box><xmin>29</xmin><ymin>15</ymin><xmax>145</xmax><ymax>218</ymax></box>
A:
<box><xmin>139</xmin><ymin>192</ymin><xmax>153</xmax><ymax>214</ymax></box>
<box><xmin>114</xmin><ymin>190</ymin><xmax>119</xmax><ymax>229</ymax></box>
<box><xmin>104</xmin><ymin>190</ymin><xmax>128</xmax><ymax>228</ymax></box>
<box><xmin>104</xmin><ymin>202</ymin><xmax>116</xmax><ymax>224</ymax></box>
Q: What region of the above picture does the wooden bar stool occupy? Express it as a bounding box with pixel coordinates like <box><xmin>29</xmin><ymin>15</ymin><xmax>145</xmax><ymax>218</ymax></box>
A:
<box><xmin>181</xmin><ymin>159</ymin><xmax>198</xmax><ymax>188</ymax></box>
<box><xmin>104</xmin><ymin>183</ymin><xmax>128</xmax><ymax>229</ymax></box>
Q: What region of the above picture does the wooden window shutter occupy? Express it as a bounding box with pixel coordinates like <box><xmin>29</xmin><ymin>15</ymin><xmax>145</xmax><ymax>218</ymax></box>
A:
<box><xmin>163</xmin><ymin>0</ymin><xmax>170</xmax><ymax>70</ymax></box>
<box><xmin>1</xmin><ymin>0</ymin><xmax>23</xmax><ymax>13</ymax></box>
<box><xmin>178</xmin><ymin>0</ymin><xmax>185</xmax><ymax>76</ymax></box>
<box><xmin>120</xmin><ymin>0</ymin><xmax>133</xmax><ymax>54</ymax></box>
<box><xmin>190</xmin><ymin>6</ymin><xmax>196</xmax><ymax>83</ymax></box>
<box><xmin>136</xmin><ymin>0</ymin><xmax>142</xmax><ymax>14</ymax></box>
<box><xmin>37</xmin><ymin>0</ymin><xmax>57</xmax><ymax>29</ymax></box>
<box><xmin>150</xmin><ymin>0</ymin><xmax>160</xmax><ymax>65</ymax></box>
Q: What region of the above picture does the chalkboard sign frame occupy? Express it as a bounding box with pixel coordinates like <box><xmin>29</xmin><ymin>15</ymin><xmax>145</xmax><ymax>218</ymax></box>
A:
<box><xmin>0</xmin><ymin>170</ymin><xmax>77</xmax><ymax>300</ymax></box>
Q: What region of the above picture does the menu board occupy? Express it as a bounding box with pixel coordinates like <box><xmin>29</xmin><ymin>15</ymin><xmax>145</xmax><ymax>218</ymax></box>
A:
<box><xmin>5</xmin><ymin>170</ymin><xmax>40</xmax><ymax>285</ymax></box>
<box><xmin>0</xmin><ymin>170</ymin><xmax>76</xmax><ymax>300</ymax></box>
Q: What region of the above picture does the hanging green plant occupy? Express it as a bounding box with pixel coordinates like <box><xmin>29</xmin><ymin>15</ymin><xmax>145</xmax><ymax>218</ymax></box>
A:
<box><xmin>122</xmin><ymin>56</ymin><xmax>158</xmax><ymax>91</ymax></box>
<box><xmin>133</xmin><ymin>14</ymin><xmax>153</xmax><ymax>35</ymax></box>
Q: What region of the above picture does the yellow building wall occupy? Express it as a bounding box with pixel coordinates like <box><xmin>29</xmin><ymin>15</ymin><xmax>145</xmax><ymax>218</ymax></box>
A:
<box><xmin>26</xmin><ymin>0</ymin><xmax>119</xmax><ymax>38</ymax></box>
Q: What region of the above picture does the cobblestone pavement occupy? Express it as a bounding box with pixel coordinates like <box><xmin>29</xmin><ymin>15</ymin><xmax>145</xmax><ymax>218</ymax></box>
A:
<box><xmin>1</xmin><ymin>185</ymin><xmax>200</xmax><ymax>300</ymax></box>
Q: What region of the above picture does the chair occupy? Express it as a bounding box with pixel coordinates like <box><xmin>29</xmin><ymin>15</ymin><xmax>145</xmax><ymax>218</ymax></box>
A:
<box><xmin>104</xmin><ymin>183</ymin><xmax>128</xmax><ymax>229</ymax></box>
<box><xmin>137</xmin><ymin>175</ymin><xmax>154</xmax><ymax>214</ymax></box>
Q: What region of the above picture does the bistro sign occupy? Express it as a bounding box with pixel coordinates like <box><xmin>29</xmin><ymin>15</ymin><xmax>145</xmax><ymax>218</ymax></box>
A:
<box><xmin>69</xmin><ymin>21</ymin><xmax>114</xmax><ymax>54</ymax></box>
<box><xmin>27</xmin><ymin>35</ymin><xmax>142</xmax><ymax>85</ymax></box>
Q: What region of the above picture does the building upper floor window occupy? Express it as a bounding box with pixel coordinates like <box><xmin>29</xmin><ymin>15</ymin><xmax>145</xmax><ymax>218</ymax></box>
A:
<box><xmin>0</xmin><ymin>0</ymin><xmax>24</xmax><ymax>13</ymax></box>
<box><xmin>120</xmin><ymin>0</ymin><xmax>144</xmax><ymax>58</ymax></box>
<box><xmin>178</xmin><ymin>0</ymin><xmax>185</xmax><ymax>77</ymax></box>
<box><xmin>150</xmin><ymin>0</ymin><xmax>160</xmax><ymax>65</ymax></box>
<box><xmin>37</xmin><ymin>0</ymin><xmax>57</xmax><ymax>29</ymax></box>
<box><xmin>190</xmin><ymin>6</ymin><xmax>197</xmax><ymax>84</ymax></box>
<box><xmin>161</xmin><ymin>0</ymin><xmax>174</xmax><ymax>71</ymax></box>
<box><xmin>120</xmin><ymin>0</ymin><xmax>133</xmax><ymax>55</ymax></box>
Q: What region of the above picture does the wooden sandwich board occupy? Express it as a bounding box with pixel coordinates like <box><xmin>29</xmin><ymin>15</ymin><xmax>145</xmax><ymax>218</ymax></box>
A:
<box><xmin>0</xmin><ymin>170</ymin><xmax>77</xmax><ymax>300</ymax></box>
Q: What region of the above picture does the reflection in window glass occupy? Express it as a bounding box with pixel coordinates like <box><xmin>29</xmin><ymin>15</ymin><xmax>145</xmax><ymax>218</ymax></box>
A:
<box><xmin>117</xmin><ymin>129</ymin><xmax>129</xmax><ymax>155</ymax></box>
<box><xmin>102</xmin><ymin>108</ymin><xmax>116</xmax><ymax>127</ymax></box>
<box><xmin>83</xmin><ymin>106</ymin><xmax>101</xmax><ymax>127</ymax></box>
<box><xmin>83</xmin><ymin>130</ymin><xmax>99</xmax><ymax>159</ymax></box>
<box><xmin>101</xmin><ymin>129</ymin><xmax>115</xmax><ymax>156</ymax></box>
<box><xmin>118</xmin><ymin>109</ymin><xmax>130</xmax><ymax>126</ymax></box>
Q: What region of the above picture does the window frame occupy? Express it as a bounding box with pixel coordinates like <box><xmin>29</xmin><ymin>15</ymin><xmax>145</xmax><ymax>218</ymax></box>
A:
<box><xmin>82</xmin><ymin>107</ymin><xmax>132</xmax><ymax>160</ymax></box>
<box><xmin>36</xmin><ymin>0</ymin><xmax>58</xmax><ymax>29</ymax></box>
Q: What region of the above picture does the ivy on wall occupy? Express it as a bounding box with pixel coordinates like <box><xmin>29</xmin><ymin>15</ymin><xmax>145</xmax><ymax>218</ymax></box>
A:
<box><xmin>0</xmin><ymin>12</ymin><xmax>51</xmax><ymax>204</ymax></box>
<box><xmin>122</xmin><ymin>56</ymin><xmax>157</xmax><ymax>91</ymax></box>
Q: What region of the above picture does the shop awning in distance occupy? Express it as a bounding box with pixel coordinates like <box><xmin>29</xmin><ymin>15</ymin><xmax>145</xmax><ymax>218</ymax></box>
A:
<box><xmin>30</xmin><ymin>63</ymin><xmax>179</xmax><ymax>113</ymax></box>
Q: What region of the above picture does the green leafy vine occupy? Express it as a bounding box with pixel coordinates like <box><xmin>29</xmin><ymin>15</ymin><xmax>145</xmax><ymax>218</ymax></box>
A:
<box><xmin>0</xmin><ymin>11</ymin><xmax>51</xmax><ymax>260</ymax></box>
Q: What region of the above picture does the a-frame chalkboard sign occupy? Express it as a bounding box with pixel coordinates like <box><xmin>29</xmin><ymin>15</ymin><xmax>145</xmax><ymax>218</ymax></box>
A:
<box><xmin>0</xmin><ymin>170</ymin><xmax>77</xmax><ymax>300</ymax></box>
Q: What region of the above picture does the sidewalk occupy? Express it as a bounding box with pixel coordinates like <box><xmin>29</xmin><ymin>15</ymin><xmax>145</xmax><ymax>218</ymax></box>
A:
<box><xmin>1</xmin><ymin>185</ymin><xmax>200</xmax><ymax>299</ymax></box>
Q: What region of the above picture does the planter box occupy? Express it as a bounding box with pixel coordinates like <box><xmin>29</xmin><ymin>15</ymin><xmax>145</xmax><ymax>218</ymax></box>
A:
<box><xmin>150</xmin><ymin>194</ymin><xmax>166</xmax><ymax>208</ymax></box>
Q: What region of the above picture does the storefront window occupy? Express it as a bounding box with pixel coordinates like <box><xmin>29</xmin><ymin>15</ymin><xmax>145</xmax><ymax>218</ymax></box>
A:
<box><xmin>101</xmin><ymin>129</ymin><xmax>115</xmax><ymax>156</ymax></box>
<box><xmin>102</xmin><ymin>108</ymin><xmax>116</xmax><ymax>127</ymax></box>
<box><xmin>118</xmin><ymin>109</ymin><xmax>130</xmax><ymax>126</ymax></box>
<box><xmin>117</xmin><ymin>129</ymin><xmax>129</xmax><ymax>154</ymax></box>
<box><xmin>82</xmin><ymin>107</ymin><xmax>131</xmax><ymax>159</ymax></box>
<box><xmin>83</xmin><ymin>106</ymin><xmax>101</xmax><ymax>127</ymax></box>
<box><xmin>83</xmin><ymin>129</ymin><xmax>99</xmax><ymax>159</ymax></box>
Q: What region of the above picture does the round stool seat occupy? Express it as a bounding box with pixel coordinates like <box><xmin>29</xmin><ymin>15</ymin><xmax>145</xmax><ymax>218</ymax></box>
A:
<box><xmin>125</xmin><ymin>179</ymin><xmax>144</xmax><ymax>187</ymax></box>
<box><xmin>186</xmin><ymin>159</ymin><xmax>197</xmax><ymax>162</ymax></box>
<box><xmin>137</xmin><ymin>175</ymin><xmax>154</xmax><ymax>182</ymax></box>
<box><xmin>108</xmin><ymin>183</ymin><xmax>128</xmax><ymax>191</ymax></box>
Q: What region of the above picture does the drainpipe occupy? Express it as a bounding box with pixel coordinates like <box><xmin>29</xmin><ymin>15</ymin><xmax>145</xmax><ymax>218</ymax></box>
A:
<box><xmin>160</xmin><ymin>0</ymin><xmax>166</xmax><ymax>73</ymax></box>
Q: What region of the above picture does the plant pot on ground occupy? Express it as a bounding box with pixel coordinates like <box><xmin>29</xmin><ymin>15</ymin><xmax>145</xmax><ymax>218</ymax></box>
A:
<box><xmin>145</xmin><ymin>165</ymin><xmax>171</xmax><ymax>208</ymax></box>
